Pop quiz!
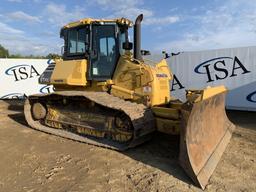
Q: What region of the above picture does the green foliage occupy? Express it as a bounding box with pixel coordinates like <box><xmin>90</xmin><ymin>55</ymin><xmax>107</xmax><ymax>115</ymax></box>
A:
<box><xmin>46</xmin><ymin>53</ymin><xmax>61</xmax><ymax>59</ymax></box>
<box><xmin>0</xmin><ymin>44</ymin><xmax>61</xmax><ymax>59</ymax></box>
<box><xmin>0</xmin><ymin>44</ymin><xmax>9</xmax><ymax>58</ymax></box>
<box><xmin>8</xmin><ymin>54</ymin><xmax>47</xmax><ymax>59</ymax></box>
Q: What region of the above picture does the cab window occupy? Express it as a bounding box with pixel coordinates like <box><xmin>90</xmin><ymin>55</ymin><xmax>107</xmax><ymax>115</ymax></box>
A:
<box><xmin>67</xmin><ymin>27</ymin><xmax>89</xmax><ymax>55</ymax></box>
<box><xmin>91</xmin><ymin>25</ymin><xmax>118</xmax><ymax>79</ymax></box>
<box><xmin>119</xmin><ymin>31</ymin><xmax>126</xmax><ymax>55</ymax></box>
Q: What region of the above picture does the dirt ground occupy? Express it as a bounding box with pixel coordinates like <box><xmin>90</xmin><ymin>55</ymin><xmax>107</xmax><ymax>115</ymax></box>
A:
<box><xmin>0</xmin><ymin>100</ymin><xmax>255</xmax><ymax>192</ymax></box>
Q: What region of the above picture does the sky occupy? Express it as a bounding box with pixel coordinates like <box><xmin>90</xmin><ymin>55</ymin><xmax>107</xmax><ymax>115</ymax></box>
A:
<box><xmin>1</xmin><ymin>0</ymin><xmax>256</xmax><ymax>56</ymax></box>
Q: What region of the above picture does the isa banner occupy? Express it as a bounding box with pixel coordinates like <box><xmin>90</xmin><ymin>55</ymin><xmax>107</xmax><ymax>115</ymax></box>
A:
<box><xmin>0</xmin><ymin>59</ymin><xmax>54</xmax><ymax>99</ymax></box>
<box><xmin>168</xmin><ymin>46</ymin><xmax>256</xmax><ymax>111</ymax></box>
<box><xmin>145</xmin><ymin>46</ymin><xmax>256</xmax><ymax>111</ymax></box>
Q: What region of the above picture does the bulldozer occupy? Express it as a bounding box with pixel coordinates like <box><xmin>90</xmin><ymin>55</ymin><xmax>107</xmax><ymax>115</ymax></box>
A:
<box><xmin>24</xmin><ymin>14</ymin><xmax>235</xmax><ymax>189</ymax></box>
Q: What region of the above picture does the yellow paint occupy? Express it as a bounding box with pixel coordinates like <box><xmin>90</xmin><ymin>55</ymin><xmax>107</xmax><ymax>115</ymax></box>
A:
<box><xmin>51</xmin><ymin>18</ymin><xmax>173</xmax><ymax>107</ymax></box>
<box><xmin>111</xmin><ymin>85</ymin><xmax>135</xmax><ymax>99</ymax></box>
<box><xmin>147</xmin><ymin>59</ymin><xmax>173</xmax><ymax>105</ymax></box>
<box><xmin>155</xmin><ymin>117</ymin><xmax>180</xmax><ymax>135</ymax></box>
<box><xmin>63</xmin><ymin>18</ymin><xmax>133</xmax><ymax>29</ymax></box>
<box><xmin>50</xmin><ymin>59</ymin><xmax>87</xmax><ymax>86</ymax></box>
<box><xmin>202</xmin><ymin>86</ymin><xmax>227</xmax><ymax>100</ymax></box>
<box><xmin>111</xmin><ymin>55</ymin><xmax>172</xmax><ymax>106</ymax></box>
<box><xmin>43</xmin><ymin>16</ymin><xmax>230</xmax><ymax>137</ymax></box>
<box><xmin>152</xmin><ymin>107</ymin><xmax>180</xmax><ymax>120</ymax></box>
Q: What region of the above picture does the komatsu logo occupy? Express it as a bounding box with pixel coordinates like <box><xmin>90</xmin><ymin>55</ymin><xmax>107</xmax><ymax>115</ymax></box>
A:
<box><xmin>246</xmin><ymin>91</ymin><xmax>256</xmax><ymax>103</ymax></box>
<box><xmin>5</xmin><ymin>64</ymin><xmax>40</xmax><ymax>82</ymax></box>
<box><xmin>194</xmin><ymin>56</ymin><xmax>251</xmax><ymax>83</ymax></box>
<box><xmin>1</xmin><ymin>93</ymin><xmax>26</xmax><ymax>99</ymax></box>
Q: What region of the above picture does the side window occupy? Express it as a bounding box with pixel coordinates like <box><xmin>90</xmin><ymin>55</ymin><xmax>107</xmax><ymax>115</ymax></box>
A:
<box><xmin>100</xmin><ymin>38</ymin><xmax>107</xmax><ymax>56</ymax></box>
<box><xmin>119</xmin><ymin>31</ymin><xmax>126</xmax><ymax>55</ymax></box>
<box><xmin>100</xmin><ymin>37</ymin><xmax>115</xmax><ymax>57</ymax></box>
<box><xmin>68</xmin><ymin>30</ymin><xmax>77</xmax><ymax>54</ymax></box>
<box><xmin>91</xmin><ymin>25</ymin><xmax>118</xmax><ymax>78</ymax></box>
<box><xmin>108</xmin><ymin>37</ymin><xmax>115</xmax><ymax>58</ymax></box>
<box><xmin>77</xmin><ymin>28</ymin><xmax>87</xmax><ymax>53</ymax></box>
<box><xmin>67</xmin><ymin>27</ymin><xmax>88</xmax><ymax>55</ymax></box>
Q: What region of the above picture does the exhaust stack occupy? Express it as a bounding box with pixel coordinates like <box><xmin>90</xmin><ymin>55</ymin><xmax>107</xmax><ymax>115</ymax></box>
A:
<box><xmin>134</xmin><ymin>14</ymin><xmax>143</xmax><ymax>61</ymax></box>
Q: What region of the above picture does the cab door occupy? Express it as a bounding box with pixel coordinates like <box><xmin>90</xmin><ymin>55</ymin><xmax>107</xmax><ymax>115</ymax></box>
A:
<box><xmin>90</xmin><ymin>24</ymin><xmax>118</xmax><ymax>80</ymax></box>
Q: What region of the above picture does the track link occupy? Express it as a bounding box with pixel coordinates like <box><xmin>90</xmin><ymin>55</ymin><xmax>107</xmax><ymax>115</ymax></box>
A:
<box><xmin>24</xmin><ymin>91</ymin><xmax>155</xmax><ymax>151</ymax></box>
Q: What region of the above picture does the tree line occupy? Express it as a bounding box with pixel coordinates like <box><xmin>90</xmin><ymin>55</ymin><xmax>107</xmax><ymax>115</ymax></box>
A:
<box><xmin>0</xmin><ymin>44</ymin><xmax>61</xmax><ymax>59</ymax></box>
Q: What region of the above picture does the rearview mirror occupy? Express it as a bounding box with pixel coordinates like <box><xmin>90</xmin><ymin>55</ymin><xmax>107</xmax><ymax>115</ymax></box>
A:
<box><xmin>122</xmin><ymin>42</ymin><xmax>133</xmax><ymax>50</ymax></box>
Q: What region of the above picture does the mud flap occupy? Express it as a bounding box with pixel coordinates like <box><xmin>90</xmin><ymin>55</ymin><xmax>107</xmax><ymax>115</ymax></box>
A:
<box><xmin>179</xmin><ymin>91</ymin><xmax>235</xmax><ymax>189</ymax></box>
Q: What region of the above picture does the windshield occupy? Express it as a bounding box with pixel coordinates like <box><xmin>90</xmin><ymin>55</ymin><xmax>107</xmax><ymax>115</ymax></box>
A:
<box><xmin>63</xmin><ymin>26</ymin><xmax>89</xmax><ymax>56</ymax></box>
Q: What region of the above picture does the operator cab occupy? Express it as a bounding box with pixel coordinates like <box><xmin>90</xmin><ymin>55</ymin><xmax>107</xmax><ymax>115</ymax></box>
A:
<box><xmin>60</xmin><ymin>18</ymin><xmax>133</xmax><ymax>81</ymax></box>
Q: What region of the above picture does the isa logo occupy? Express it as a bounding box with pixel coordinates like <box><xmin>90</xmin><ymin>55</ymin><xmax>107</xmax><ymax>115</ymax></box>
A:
<box><xmin>246</xmin><ymin>91</ymin><xmax>256</xmax><ymax>103</ymax></box>
<box><xmin>171</xmin><ymin>74</ymin><xmax>185</xmax><ymax>91</ymax></box>
<box><xmin>5</xmin><ymin>64</ymin><xmax>40</xmax><ymax>82</ymax></box>
<box><xmin>1</xmin><ymin>93</ymin><xmax>27</xmax><ymax>99</ymax></box>
<box><xmin>40</xmin><ymin>85</ymin><xmax>55</xmax><ymax>94</ymax></box>
<box><xmin>194</xmin><ymin>56</ymin><xmax>251</xmax><ymax>83</ymax></box>
<box><xmin>47</xmin><ymin>59</ymin><xmax>55</xmax><ymax>65</ymax></box>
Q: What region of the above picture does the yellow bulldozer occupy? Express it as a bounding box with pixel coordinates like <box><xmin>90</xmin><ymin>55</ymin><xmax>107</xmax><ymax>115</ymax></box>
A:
<box><xmin>24</xmin><ymin>14</ymin><xmax>235</xmax><ymax>189</ymax></box>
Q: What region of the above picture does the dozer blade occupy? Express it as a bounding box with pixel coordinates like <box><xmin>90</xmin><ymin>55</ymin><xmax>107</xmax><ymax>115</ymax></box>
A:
<box><xmin>179</xmin><ymin>87</ymin><xmax>235</xmax><ymax>189</ymax></box>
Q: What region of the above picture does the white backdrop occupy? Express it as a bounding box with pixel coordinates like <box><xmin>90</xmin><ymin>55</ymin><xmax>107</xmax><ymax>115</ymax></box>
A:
<box><xmin>1</xmin><ymin>48</ymin><xmax>256</xmax><ymax>111</ymax></box>
<box><xmin>145</xmin><ymin>46</ymin><xmax>256</xmax><ymax>111</ymax></box>
<box><xmin>0</xmin><ymin>59</ymin><xmax>54</xmax><ymax>99</ymax></box>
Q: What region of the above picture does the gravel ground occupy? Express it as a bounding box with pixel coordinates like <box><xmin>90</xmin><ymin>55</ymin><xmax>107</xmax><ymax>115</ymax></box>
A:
<box><xmin>0</xmin><ymin>100</ymin><xmax>255</xmax><ymax>192</ymax></box>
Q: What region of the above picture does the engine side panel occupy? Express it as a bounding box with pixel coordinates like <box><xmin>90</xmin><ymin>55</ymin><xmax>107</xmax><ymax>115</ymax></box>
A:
<box><xmin>50</xmin><ymin>59</ymin><xmax>88</xmax><ymax>86</ymax></box>
<box><xmin>112</xmin><ymin>56</ymin><xmax>173</xmax><ymax>106</ymax></box>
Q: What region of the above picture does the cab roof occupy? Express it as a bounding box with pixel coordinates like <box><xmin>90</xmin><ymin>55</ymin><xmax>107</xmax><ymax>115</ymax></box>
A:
<box><xmin>63</xmin><ymin>17</ymin><xmax>133</xmax><ymax>29</ymax></box>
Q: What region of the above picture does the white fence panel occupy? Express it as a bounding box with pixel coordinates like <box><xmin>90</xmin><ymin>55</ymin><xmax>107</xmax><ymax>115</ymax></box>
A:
<box><xmin>1</xmin><ymin>47</ymin><xmax>256</xmax><ymax>112</ymax></box>
<box><xmin>0</xmin><ymin>59</ymin><xmax>54</xmax><ymax>99</ymax></box>
<box><xmin>145</xmin><ymin>46</ymin><xmax>256</xmax><ymax>111</ymax></box>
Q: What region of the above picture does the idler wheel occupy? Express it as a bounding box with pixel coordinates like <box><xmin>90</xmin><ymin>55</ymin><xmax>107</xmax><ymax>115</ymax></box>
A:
<box><xmin>32</xmin><ymin>103</ymin><xmax>46</xmax><ymax>120</ymax></box>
